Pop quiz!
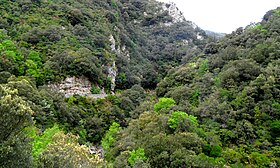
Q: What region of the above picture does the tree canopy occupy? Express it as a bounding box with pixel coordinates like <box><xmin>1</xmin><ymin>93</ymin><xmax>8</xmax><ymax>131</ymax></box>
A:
<box><xmin>0</xmin><ymin>0</ymin><xmax>280</xmax><ymax>167</ymax></box>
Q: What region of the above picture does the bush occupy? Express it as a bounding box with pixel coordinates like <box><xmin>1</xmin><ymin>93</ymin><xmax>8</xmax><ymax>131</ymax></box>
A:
<box><xmin>168</xmin><ymin>111</ymin><xmax>198</xmax><ymax>130</ymax></box>
<box><xmin>128</xmin><ymin>148</ymin><xmax>147</xmax><ymax>166</ymax></box>
<box><xmin>248</xmin><ymin>152</ymin><xmax>270</xmax><ymax>167</ymax></box>
<box><xmin>154</xmin><ymin>97</ymin><xmax>176</xmax><ymax>112</ymax></box>
<box><xmin>32</xmin><ymin>125</ymin><xmax>60</xmax><ymax>159</ymax></box>
<box><xmin>37</xmin><ymin>132</ymin><xmax>103</xmax><ymax>168</ymax></box>
<box><xmin>101</xmin><ymin>122</ymin><xmax>120</xmax><ymax>160</ymax></box>
<box><xmin>91</xmin><ymin>85</ymin><xmax>101</xmax><ymax>94</ymax></box>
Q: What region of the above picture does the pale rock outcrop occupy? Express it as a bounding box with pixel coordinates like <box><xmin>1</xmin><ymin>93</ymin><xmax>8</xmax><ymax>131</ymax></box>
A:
<box><xmin>49</xmin><ymin>76</ymin><xmax>91</xmax><ymax>97</ymax></box>
<box><xmin>109</xmin><ymin>34</ymin><xmax>116</xmax><ymax>51</ymax></box>
<box><xmin>107</xmin><ymin>61</ymin><xmax>117</xmax><ymax>92</ymax></box>
<box><xmin>108</xmin><ymin>34</ymin><xmax>130</xmax><ymax>92</ymax></box>
<box><xmin>48</xmin><ymin>76</ymin><xmax>107</xmax><ymax>98</ymax></box>
<box><xmin>161</xmin><ymin>2</ymin><xmax>185</xmax><ymax>25</ymax></box>
<box><xmin>108</xmin><ymin>35</ymin><xmax>118</xmax><ymax>92</ymax></box>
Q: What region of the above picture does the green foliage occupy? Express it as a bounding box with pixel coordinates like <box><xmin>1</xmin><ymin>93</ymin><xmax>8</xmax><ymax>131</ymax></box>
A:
<box><xmin>168</xmin><ymin>111</ymin><xmax>198</xmax><ymax>129</ymax></box>
<box><xmin>32</xmin><ymin>125</ymin><xmax>60</xmax><ymax>159</ymax></box>
<box><xmin>91</xmin><ymin>85</ymin><xmax>101</xmax><ymax>94</ymax></box>
<box><xmin>101</xmin><ymin>122</ymin><xmax>120</xmax><ymax>160</ymax></box>
<box><xmin>0</xmin><ymin>84</ymin><xmax>34</xmax><ymax>167</ymax></box>
<box><xmin>0</xmin><ymin>1</ymin><xmax>280</xmax><ymax>167</ymax></box>
<box><xmin>128</xmin><ymin>148</ymin><xmax>147</xmax><ymax>166</ymax></box>
<box><xmin>0</xmin><ymin>30</ymin><xmax>8</xmax><ymax>41</ymax></box>
<box><xmin>198</xmin><ymin>59</ymin><xmax>209</xmax><ymax>76</ymax></box>
<box><xmin>153</xmin><ymin>7</ymin><xmax>280</xmax><ymax>167</ymax></box>
<box><xmin>0</xmin><ymin>39</ymin><xmax>24</xmax><ymax>75</ymax></box>
<box><xmin>78</xmin><ymin>128</ymin><xmax>87</xmax><ymax>141</ymax></box>
<box><xmin>270</xmin><ymin>120</ymin><xmax>280</xmax><ymax>139</ymax></box>
<box><xmin>169</xmin><ymin>111</ymin><xmax>188</xmax><ymax>129</ymax></box>
<box><xmin>0</xmin><ymin>0</ymin><xmax>207</xmax><ymax>90</ymax></box>
<box><xmin>37</xmin><ymin>132</ymin><xmax>104</xmax><ymax>168</ymax></box>
<box><xmin>27</xmin><ymin>51</ymin><xmax>41</xmax><ymax>65</ymax></box>
<box><xmin>275</xmin><ymin>9</ymin><xmax>280</xmax><ymax>16</ymax></box>
<box><xmin>248</xmin><ymin>152</ymin><xmax>270</xmax><ymax>167</ymax></box>
<box><xmin>248</xmin><ymin>23</ymin><xmax>268</xmax><ymax>34</ymax></box>
<box><xmin>54</xmin><ymin>93</ymin><xmax>128</xmax><ymax>144</ymax></box>
<box><xmin>190</xmin><ymin>89</ymin><xmax>200</xmax><ymax>107</ymax></box>
<box><xmin>154</xmin><ymin>97</ymin><xmax>176</xmax><ymax>112</ymax></box>
<box><xmin>222</xmin><ymin>148</ymin><xmax>243</xmax><ymax>164</ymax></box>
<box><xmin>252</xmin><ymin>23</ymin><xmax>263</xmax><ymax>30</ymax></box>
<box><xmin>209</xmin><ymin>145</ymin><xmax>222</xmax><ymax>158</ymax></box>
<box><xmin>25</xmin><ymin>59</ymin><xmax>42</xmax><ymax>78</ymax></box>
<box><xmin>111</xmin><ymin>0</ymin><xmax>118</xmax><ymax>10</ymax></box>
<box><xmin>272</xmin><ymin>101</ymin><xmax>280</xmax><ymax>117</ymax></box>
<box><xmin>272</xmin><ymin>138</ymin><xmax>280</xmax><ymax>157</ymax></box>
<box><xmin>107</xmin><ymin>111</ymin><xmax>217</xmax><ymax>167</ymax></box>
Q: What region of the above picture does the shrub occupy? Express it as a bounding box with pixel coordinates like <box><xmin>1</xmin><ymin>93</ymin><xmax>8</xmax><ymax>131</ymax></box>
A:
<box><xmin>168</xmin><ymin>111</ymin><xmax>198</xmax><ymax>130</ymax></box>
<box><xmin>32</xmin><ymin>125</ymin><xmax>60</xmax><ymax>159</ymax></box>
<box><xmin>154</xmin><ymin>97</ymin><xmax>176</xmax><ymax>112</ymax></box>
<box><xmin>91</xmin><ymin>85</ymin><xmax>101</xmax><ymax>94</ymax></box>
<box><xmin>101</xmin><ymin>122</ymin><xmax>120</xmax><ymax>160</ymax></box>
<box><xmin>128</xmin><ymin>148</ymin><xmax>147</xmax><ymax>166</ymax></box>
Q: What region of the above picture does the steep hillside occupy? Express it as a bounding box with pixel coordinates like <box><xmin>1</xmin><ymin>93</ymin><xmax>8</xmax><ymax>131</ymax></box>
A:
<box><xmin>0</xmin><ymin>0</ymin><xmax>206</xmax><ymax>91</ymax></box>
<box><xmin>149</xmin><ymin>7</ymin><xmax>280</xmax><ymax>167</ymax></box>
<box><xmin>0</xmin><ymin>0</ymin><xmax>209</xmax><ymax>167</ymax></box>
<box><xmin>2</xmin><ymin>0</ymin><xmax>279</xmax><ymax>167</ymax></box>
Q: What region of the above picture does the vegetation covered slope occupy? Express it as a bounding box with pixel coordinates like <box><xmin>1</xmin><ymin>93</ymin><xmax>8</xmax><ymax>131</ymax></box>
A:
<box><xmin>1</xmin><ymin>0</ymin><xmax>280</xmax><ymax>167</ymax></box>
<box><xmin>0</xmin><ymin>0</ymin><xmax>206</xmax><ymax>90</ymax></box>
<box><xmin>0</xmin><ymin>0</ymin><xmax>207</xmax><ymax>167</ymax></box>
<box><xmin>148</xmin><ymin>8</ymin><xmax>280</xmax><ymax>167</ymax></box>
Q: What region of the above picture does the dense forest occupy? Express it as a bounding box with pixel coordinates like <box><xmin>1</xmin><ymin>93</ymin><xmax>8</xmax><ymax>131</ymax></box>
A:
<box><xmin>0</xmin><ymin>0</ymin><xmax>279</xmax><ymax>167</ymax></box>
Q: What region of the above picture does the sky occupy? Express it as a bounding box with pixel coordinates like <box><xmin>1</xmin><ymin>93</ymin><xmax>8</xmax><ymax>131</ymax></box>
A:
<box><xmin>158</xmin><ymin>0</ymin><xmax>279</xmax><ymax>33</ymax></box>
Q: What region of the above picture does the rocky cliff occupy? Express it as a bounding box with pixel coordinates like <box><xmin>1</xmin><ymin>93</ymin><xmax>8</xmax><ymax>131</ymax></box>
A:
<box><xmin>48</xmin><ymin>76</ymin><xmax>107</xmax><ymax>98</ymax></box>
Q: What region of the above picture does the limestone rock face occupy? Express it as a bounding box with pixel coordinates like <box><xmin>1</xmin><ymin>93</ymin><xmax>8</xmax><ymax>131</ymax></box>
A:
<box><xmin>162</xmin><ymin>2</ymin><xmax>185</xmax><ymax>24</ymax></box>
<box><xmin>48</xmin><ymin>76</ymin><xmax>108</xmax><ymax>98</ymax></box>
<box><xmin>49</xmin><ymin>76</ymin><xmax>92</xmax><ymax>97</ymax></box>
<box><xmin>109</xmin><ymin>34</ymin><xmax>116</xmax><ymax>52</ymax></box>
<box><xmin>107</xmin><ymin>61</ymin><xmax>117</xmax><ymax>92</ymax></box>
<box><xmin>108</xmin><ymin>35</ymin><xmax>118</xmax><ymax>92</ymax></box>
<box><xmin>109</xmin><ymin>34</ymin><xmax>131</xmax><ymax>92</ymax></box>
